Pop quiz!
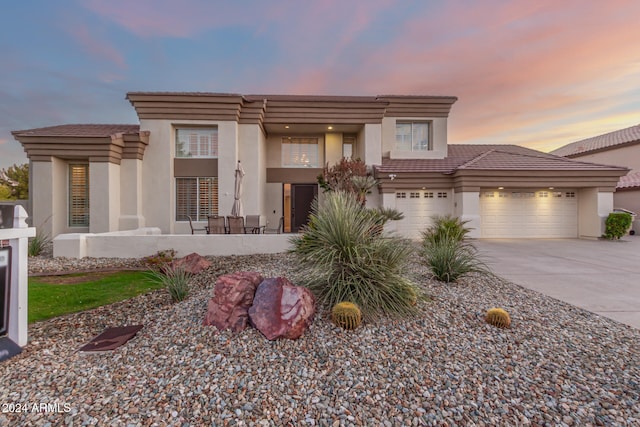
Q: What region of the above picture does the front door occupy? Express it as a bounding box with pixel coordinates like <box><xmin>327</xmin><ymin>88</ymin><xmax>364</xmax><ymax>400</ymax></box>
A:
<box><xmin>286</xmin><ymin>184</ymin><xmax>317</xmax><ymax>232</ymax></box>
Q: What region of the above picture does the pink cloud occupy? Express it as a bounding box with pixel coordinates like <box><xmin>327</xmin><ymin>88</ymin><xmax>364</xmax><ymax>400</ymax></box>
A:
<box><xmin>67</xmin><ymin>23</ymin><xmax>127</xmax><ymax>71</ymax></box>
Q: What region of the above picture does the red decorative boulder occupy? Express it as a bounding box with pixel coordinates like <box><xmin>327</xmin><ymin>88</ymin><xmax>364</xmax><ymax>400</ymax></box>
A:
<box><xmin>204</xmin><ymin>271</ymin><xmax>264</xmax><ymax>332</ymax></box>
<box><xmin>170</xmin><ymin>252</ymin><xmax>212</xmax><ymax>275</ymax></box>
<box><xmin>248</xmin><ymin>277</ymin><xmax>316</xmax><ymax>340</ymax></box>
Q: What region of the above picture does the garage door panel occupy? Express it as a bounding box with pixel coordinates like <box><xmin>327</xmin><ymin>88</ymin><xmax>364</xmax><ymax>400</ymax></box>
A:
<box><xmin>480</xmin><ymin>189</ymin><xmax>578</xmax><ymax>238</ymax></box>
<box><xmin>395</xmin><ymin>190</ymin><xmax>452</xmax><ymax>238</ymax></box>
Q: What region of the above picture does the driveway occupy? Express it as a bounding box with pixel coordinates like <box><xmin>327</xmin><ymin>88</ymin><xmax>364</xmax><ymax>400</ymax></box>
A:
<box><xmin>475</xmin><ymin>237</ymin><xmax>640</xmax><ymax>329</ymax></box>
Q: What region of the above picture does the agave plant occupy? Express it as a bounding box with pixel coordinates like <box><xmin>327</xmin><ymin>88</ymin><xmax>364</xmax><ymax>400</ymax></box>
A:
<box><xmin>290</xmin><ymin>191</ymin><xmax>419</xmax><ymax>321</ymax></box>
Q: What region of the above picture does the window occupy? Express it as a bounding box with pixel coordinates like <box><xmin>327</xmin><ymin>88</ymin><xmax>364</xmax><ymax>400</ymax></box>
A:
<box><xmin>396</xmin><ymin>192</ymin><xmax>406</xmax><ymax>199</ymax></box>
<box><xmin>343</xmin><ymin>134</ymin><xmax>356</xmax><ymax>160</ymax></box>
<box><xmin>437</xmin><ymin>192</ymin><xmax>448</xmax><ymax>198</ymax></box>
<box><xmin>176</xmin><ymin>177</ymin><xmax>218</xmax><ymax>221</ymax></box>
<box><xmin>424</xmin><ymin>192</ymin><xmax>434</xmax><ymax>198</ymax></box>
<box><xmin>395</xmin><ymin>121</ymin><xmax>431</xmax><ymax>151</ymax></box>
<box><xmin>410</xmin><ymin>192</ymin><xmax>420</xmax><ymax>198</ymax></box>
<box><xmin>176</xmin><ymin>128</ymin><xmax>218</xmax><ymax>158</ymax></box>
<box><xmin>282</xmin><ymin>137</ymin><xmax>319</xmax><ymax>167</ymax></box>
<box><xmin>69</xmin><ymin>164</ymin><xmax>89</xmax><ymax>227</ymax></box>
<box><xmin>539</xmin><ymin>191</ymin><xmax>549</xmax><ymax>198</ymax></box>
<box><xmin>566</xmin><ymin>192</ymin><xmax>576</xmax><ymax>198</ymax></box>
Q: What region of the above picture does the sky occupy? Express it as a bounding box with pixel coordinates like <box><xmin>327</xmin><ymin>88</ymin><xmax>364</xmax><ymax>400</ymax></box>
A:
<box><xmin>1</xmin><ymin>0</ymin><xmax>639</xmax><ymax>170</ymax></box>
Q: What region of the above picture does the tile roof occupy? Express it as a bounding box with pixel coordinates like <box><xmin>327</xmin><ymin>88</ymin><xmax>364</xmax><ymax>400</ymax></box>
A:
<box><xmin>618</xmin><ymin>171</ymin><xmax>640</xmax><ymax>189</ymax></box>
<box><xmin>550</xmin><ymin>124</ymin><xmax>640</xmax><ymax>157</ymax></box>
<box><xmin>12</xmin><ymin>124</ymin><xmax>140</xmax><ymax>137</ymax></box>
<box><xmin>376</xmin><ymin>144</ymin><xmax>627</xmax><ymax>174</ymax></box>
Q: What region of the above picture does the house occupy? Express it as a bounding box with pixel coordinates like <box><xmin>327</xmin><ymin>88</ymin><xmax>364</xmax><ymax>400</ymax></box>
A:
<box><xmin>551</xmin><ymin>124</ymin><xmax>640</xmax><ymax>221</ymax></box>
<box><xmin>12</xmin><ymin>92</ymin><xmax>628</xmax><ymax>243</ymax></box>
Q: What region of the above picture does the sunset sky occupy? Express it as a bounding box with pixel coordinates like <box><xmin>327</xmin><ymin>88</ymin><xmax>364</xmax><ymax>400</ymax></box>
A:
<box><xmin>1</xmin><ymin>0</ymin><xmax>639</xmax><ymax>169</ymax></box>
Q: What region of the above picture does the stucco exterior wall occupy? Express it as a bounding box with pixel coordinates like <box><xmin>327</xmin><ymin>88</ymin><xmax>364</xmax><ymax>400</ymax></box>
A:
<box><xmin>614</xmin><ymin>189</ymin><xmax>640</xmax><ymax>215</ymax></box>
<box><xmin>570</xmin><ymin>144</ymin><xmax>640</xmax><ymax>174</ymax></box>
<box><xmin>89</xmin><ymin>162</ymin><xmax>120</xmax><ymax>233</ymax></box>
<box><xmin>455</xmin><ymin>190</ymin><xmax>481</xmax><ymax>238</ymax></box>
<box><xmin>325</xmin><ymin>133</ymin><xmax>343</xmax><ymax>166</ymax></box>
<box><xmin>119</xmin><ymin>158</ymin><xmax>145</xmax><ymax>230</ymax></box>
<box><xmin>238</xmin><ymin>123</ymin><xmax>266</xmax><ymax>217</ymax></box>
<box><xmin>363</xmin><ymin>123</ymin><xmax>382</xmax><ymax>166</ymax></box>
<box><xmin>578</xmin><ymin>188</ymin><xmax>614</xmax><ymax>239</ymax></box>
<box><xmin>139</xmin><ymin>119</ymin><xmax>238</xmax><ymax>233</ymax></box>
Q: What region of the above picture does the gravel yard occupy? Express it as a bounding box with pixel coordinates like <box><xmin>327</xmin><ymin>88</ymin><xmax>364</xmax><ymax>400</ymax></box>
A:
<box><xmin>1</xmin><ymin>252</ymin><xmax>639</xmax><ymax>426</ymax></box>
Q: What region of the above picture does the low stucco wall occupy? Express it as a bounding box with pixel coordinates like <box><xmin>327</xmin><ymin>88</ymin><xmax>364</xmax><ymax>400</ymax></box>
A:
<box><xmin>54</xmin><ymin>228</ymin><xmax>292</xmax><ymax>258</ymax></box>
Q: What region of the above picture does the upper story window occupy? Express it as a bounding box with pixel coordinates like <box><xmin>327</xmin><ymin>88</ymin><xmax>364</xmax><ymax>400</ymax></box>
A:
<box><xmin>395</xmin><ymin>121</ymin><xmax>431</xmax><ymax>151</ymax></box>
<box><xmin>176</xmin><ymin>128</ymin><xmax>218</xmax><ymax>158</ymax></box>
<box><xmin>282</xmin><ymin>137</ymin><xmax>319</xmax><ymax>167</ymax></box>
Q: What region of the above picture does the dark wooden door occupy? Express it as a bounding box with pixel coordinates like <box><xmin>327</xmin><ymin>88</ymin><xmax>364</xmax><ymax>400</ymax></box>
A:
<box><xmin>291</xmin><ymin>184</ymin><xmax>317</xmax><ymax>232</ymax></box>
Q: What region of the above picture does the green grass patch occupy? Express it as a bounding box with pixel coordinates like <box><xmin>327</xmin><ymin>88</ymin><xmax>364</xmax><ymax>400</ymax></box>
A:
<box><xmin>28</xmin><ymin>270</ymin><xmax>162</xmax><ymax>323</ymax></box>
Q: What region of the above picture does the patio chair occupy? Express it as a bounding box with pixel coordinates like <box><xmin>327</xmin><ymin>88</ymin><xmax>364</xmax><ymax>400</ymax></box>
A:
<box><xmin>227</xmin><ymin>216</ymin><xmax>245</xmax><ymax>234</ymax></box>
<box><xmin>207</xmin><ymin>215</ymin><xmax>227</xmax><ymax>234</ymax></box>
<box><xmin>264</xmin><ymin>216</ymin><xmax>284</xmax><ymax>234</ymax></box>
<box><xmin>187</xmin><ymin>215</ymin><xmax>207</xmax><ymax>234</ymax></box>
<box><xmin>244</xmin><ymin>215</ymin><xmax>264</xmax><ymax>234</ymax></box>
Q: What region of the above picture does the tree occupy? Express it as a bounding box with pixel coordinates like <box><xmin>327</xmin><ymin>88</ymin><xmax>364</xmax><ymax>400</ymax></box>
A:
<box><xmin>318</xmin><ymin>158</ymin><xmax>374</xmax><ymax>206</ymax></box>
<box><xmin>0</xmin><ymin>163</ymin><xmax>29</xmax><ymax>200</ymax></box>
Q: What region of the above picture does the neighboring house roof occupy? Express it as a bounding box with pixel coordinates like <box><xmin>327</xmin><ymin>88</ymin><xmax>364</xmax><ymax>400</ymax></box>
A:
<box><xmin>12</xmin><ymin>124</ymin><xmax>140</xmax><ymax>138</ymax></box>
<box><xmin>375</xmin><ymin>145</ymin><xmax>626</xmax><ymax>174</ymax></box>
<box><xmin>617</xmin><ymin>171</ymin><xmax>640</xmax><ymax>190</ymax></box>
<box><xmin>550</xmin><ymin>124</ymin><xmax>640</xmax><ymax>158</ymax></box>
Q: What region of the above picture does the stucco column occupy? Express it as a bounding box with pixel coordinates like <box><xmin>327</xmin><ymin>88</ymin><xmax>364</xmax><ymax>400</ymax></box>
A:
<box><xmin>218</xmin><ymin>122</ymin><xmax>239</xmax><ymax>217</ymax></box>
<box><xmin>578</xmin><ymin>188</ymin><xmax>614</xmax><ymax>239</ymax></box>
<box><xmin>119</xmin><ymin>159</ymin><xmax>145</xmax><ymax>230</ymax></box>
<box><xmin>89</xmin><ymin>162</ymin><xmax>121</xmax><ymax>233</ymax></box>
<box><xmin>455</xmin><ymin>190</ymin><xmax>481</xmax><ymax>238</ymax></box>
<box><xmin>363</xmin><ymin>123</ymin><xmax>382</xmax><ymax>166</ymax></box>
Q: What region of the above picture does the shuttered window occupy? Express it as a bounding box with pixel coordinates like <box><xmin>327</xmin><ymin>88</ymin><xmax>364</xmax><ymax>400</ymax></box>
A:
<box><xmin>395</xmin><ymin>121</ymin><xmax>431</xmax><ymax>151</ymax></box>
<box><xmin>282</xmin><ymin>137</ymin><xmax>319</xmax><ymax>167</ymax></box>
<box><xmin>176</xmin><ymin>177</ymin><xmax>218</xmax><ymax>221</ymax></box>
<box><xmin>69</xmin><ymin>164</ymin><xmax>89</xmax><ymax>227</ymax></box>
<box><xmin>176</xmin><ymin>128</ymin><xmax>218</xmax><ymax>158</ymax></box>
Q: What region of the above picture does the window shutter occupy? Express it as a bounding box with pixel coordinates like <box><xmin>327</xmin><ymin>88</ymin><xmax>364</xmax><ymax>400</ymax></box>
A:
<box><xmin>69</xmin><ymin>164</ymin><xmax>89</xmax><ymax>226</ymax></box>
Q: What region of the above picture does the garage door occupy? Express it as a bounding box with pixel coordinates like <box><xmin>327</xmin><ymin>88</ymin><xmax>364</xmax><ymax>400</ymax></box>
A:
<box><xmin>480</xmin><ymin>189</ymin><xmax>578</xmax><ymax>238</ymax></box>
<box><xmin>395</xmin><ymin>190</ymin><xmax>453</xmax><ymax>238</ymax></box>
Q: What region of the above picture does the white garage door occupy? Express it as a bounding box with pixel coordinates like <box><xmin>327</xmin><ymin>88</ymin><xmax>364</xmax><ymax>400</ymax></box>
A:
<box><xmin>395</xmin><ymin>190</ymin><xmax>453</xmax><ymax>238</ymax></box>
<box><xmin>480</xmin><ymin>189</ymin><xmax>578</xmax><ymax>238</ymax></box>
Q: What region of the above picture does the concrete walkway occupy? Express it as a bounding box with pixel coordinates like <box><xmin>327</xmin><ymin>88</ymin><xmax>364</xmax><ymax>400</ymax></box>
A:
<box><xmin>475</xmin><ymin>237</ymin><xmax>640</xmax><ymax>329</ymax></box>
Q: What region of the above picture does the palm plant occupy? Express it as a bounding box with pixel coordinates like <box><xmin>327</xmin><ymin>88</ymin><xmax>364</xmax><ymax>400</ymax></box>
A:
<box><xmin>290</xmin><ymin>191</ymin><xmax>419</xmax><ymax>321</ymax></box>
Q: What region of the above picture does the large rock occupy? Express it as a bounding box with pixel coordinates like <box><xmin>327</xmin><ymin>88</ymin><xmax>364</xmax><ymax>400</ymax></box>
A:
<box><xmin>204</xmin><ymin>271</ymin><xmax>264</xmax><ymax>332</ymax></box>
<box><xmin>248</xmin><ymin>277</ymin><xmax>316</xmax><ymax>340</ymax></box>
<box><xmin>170</xmin><ymin>252</ymin><xmax>212</xmax><ymax>275</ymax></box>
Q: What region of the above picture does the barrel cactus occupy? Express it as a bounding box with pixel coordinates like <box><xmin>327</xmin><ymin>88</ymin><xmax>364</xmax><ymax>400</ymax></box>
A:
<box><xmin>331</xmin><ymin>302</ymin><xmax>362</xmax><ymax>330</ymax></box>
<box><xmin>486</xmin><ymin>308</ymin><xmax>511</xmax><ymax>328</ymax></box>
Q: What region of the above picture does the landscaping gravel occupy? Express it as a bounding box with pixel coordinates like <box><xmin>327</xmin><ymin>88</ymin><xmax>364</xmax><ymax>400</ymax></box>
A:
<box><xmin>1</xmin><ymin>252</ymin><xmax>639</xmax><ymax>426</ymax></box>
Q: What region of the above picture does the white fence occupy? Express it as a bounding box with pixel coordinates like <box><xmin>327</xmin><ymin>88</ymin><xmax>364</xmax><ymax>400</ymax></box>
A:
<box><xmin>54</xmin><ymin>228</ymin><xmax>293</xmax><ymax>258</ymax></box>
<box><xmin>0</xmin><ymin>205</ymin><xmax>35</xmax><ymax>347</ymax></box>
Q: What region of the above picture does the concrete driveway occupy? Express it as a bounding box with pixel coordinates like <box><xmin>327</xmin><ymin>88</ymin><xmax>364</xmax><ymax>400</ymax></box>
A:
<box><xmin>475</xmin><ymin>237</ymin><xmax>640</xmax><ymax>329</ymax></box>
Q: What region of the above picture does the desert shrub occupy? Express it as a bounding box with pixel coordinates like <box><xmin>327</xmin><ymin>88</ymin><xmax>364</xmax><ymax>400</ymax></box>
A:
<box><xmin>422</xmin><ymin>214</ymin><xmax>471</xmax><ymax>245</ymax></box>
<box><xmin>603</xmin><ymin>212</ymin><xmax>633</xmax><ymax>239</ymax></box>
<box><xmin>290</xmin><ymin>191</ymin><xmax>419</xmax><ymax>321</ymax></box>
<box><xmin>147</xmin><ymin>266</ymin><xmax>191</xmax><ymax>302</ymax></box>
<box><xmin>143</xmin><ymin>249</ymin><xmax>177</xmax><ymax>268</ymax></box>
<box><xmin>318</xmin><ymin>158</ymin><xmax>376</xmax><ymax>206</ymax></box>
<box><xmin>421</xmin><ymin>229</ymin><xmax>488</xmax><ymax>283</ymax></box>
<box><xmin>28</xmin><ymin>229</ymin><xmax>51</xmax><ymax>257</ymax></box>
